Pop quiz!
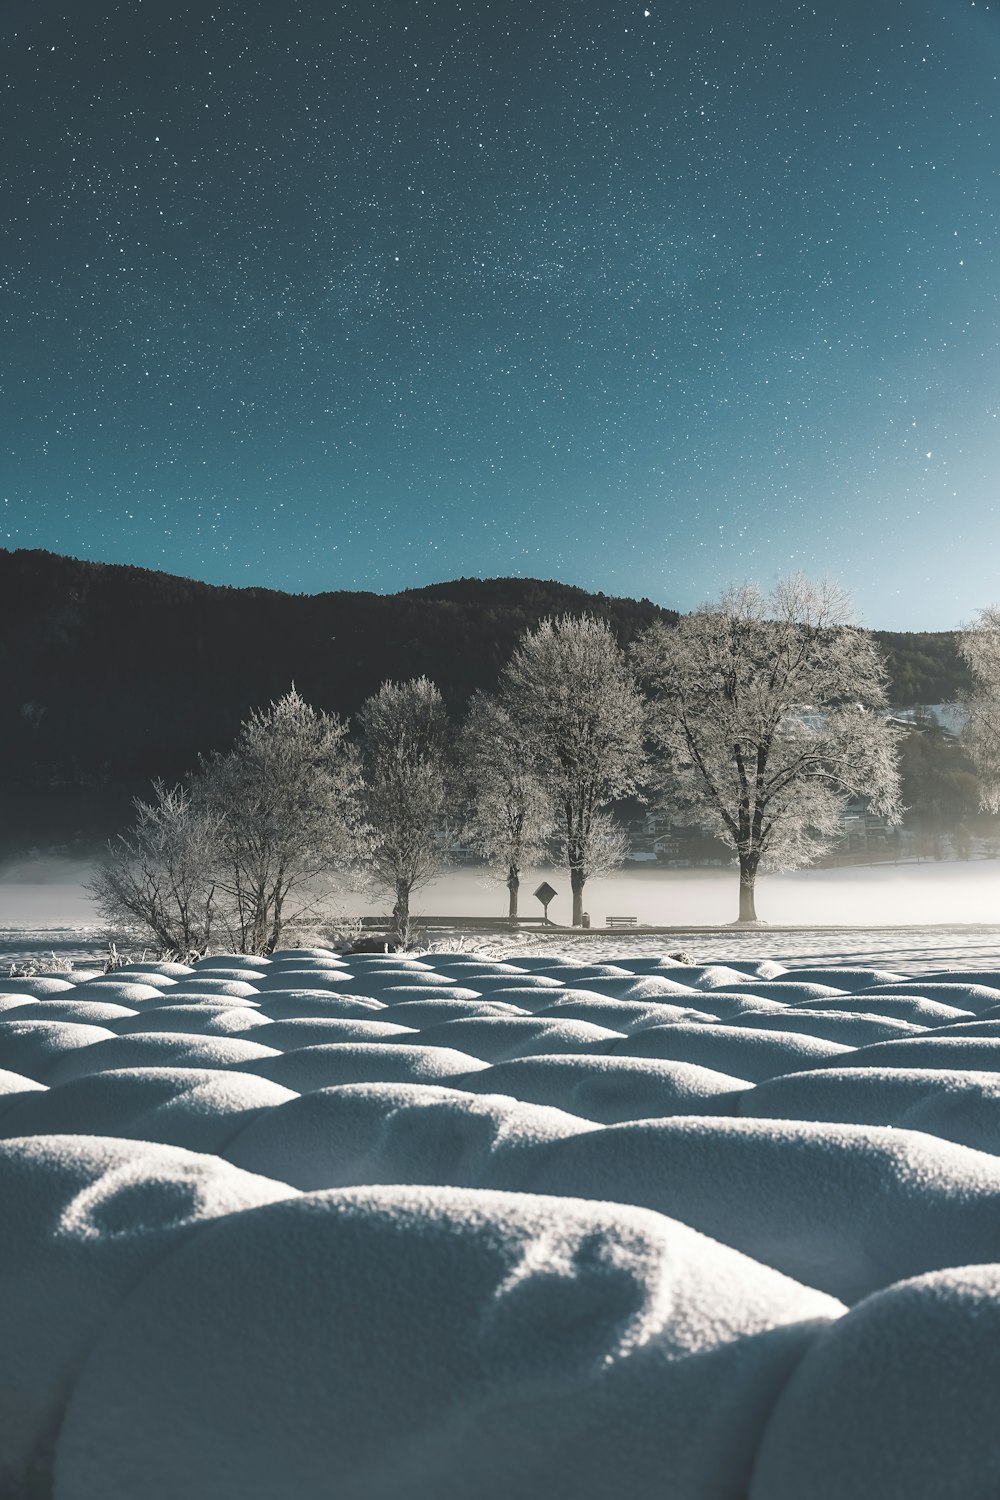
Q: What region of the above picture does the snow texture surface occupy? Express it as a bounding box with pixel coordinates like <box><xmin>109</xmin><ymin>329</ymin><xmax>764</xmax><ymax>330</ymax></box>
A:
<box><xmin>3</xmin><ymin>946</ymin><xmax>1000</xmax><ymax>1496</ymax></box>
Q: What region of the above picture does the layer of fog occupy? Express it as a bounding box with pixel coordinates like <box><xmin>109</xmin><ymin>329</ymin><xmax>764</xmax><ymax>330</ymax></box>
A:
<box><xmin>4</xmin><ymin>855</ymin><xmax>1000</xmax><ymax>929</ymax></box>
<box><xmin>0</xmin><ymin>857</ymin><xmax>101</xmax><ymax>927</ymax></box>
<box><xmin>399</xmin><ymin>862</ymin><xmax>1000</xmax><ymax>928</ymax></box>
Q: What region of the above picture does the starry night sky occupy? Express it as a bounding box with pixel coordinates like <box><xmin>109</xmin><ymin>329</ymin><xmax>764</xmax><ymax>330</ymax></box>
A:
<box><xmin>3</xmin><ymin>0</ymin><xmax>999</xmax><ymax>628</ymax></box>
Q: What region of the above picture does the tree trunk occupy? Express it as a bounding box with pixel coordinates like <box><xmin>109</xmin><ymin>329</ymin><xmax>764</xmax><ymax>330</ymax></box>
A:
<box><xmin>269</xmin><ymin>893</ymin><xmax>284</xmax><ymax>954</ymax></box>
<box><xmin>738</xmin><ymin>856</ymin><xmax>758</xmax><ymax>922</ymax></box>
<box><xmin>571</xmin><ymin>865</ymin><xmax>585</xmax><ymax>927</ymax></box>
<box><xmin>507</xmin><ymin>868</ymin><xmax>519</xmax><ymax>920</ymax></box>
<box><xmin>265</xmin><ymin>866</ymin><xmax>286</xmax><ymax>954</ymax></box>
<box><xmin>393</xmin><ymin>880</ymin><xmax>410</xmax><ymax>941</ymax></box>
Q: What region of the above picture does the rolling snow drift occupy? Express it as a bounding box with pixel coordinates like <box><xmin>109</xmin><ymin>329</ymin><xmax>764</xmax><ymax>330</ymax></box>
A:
<box><xmin>2</xmin><ymin>946</ymin><xmax>1000</xmax><ymax>1497</ymax></box>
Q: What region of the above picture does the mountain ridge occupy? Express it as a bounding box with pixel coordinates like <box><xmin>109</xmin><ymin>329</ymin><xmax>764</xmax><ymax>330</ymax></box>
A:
<box><xmin>0</xmin><ymin>548</ymin><xmax>970</xmax><ymax>848</ymax></box>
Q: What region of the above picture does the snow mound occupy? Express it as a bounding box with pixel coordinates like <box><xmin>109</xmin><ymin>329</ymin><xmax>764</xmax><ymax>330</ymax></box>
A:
<box><xmin>378</xmin><ymin>998</ymin><xmax>531</xmax><ymax>1025</ymax></box>
<box><xmin>454</xmin><ymin>1054</ymin><xmax>747</xmax><ymax>1122</ymax></box>
<box><xmin>0</xmin><ymin>1067</ymin><xmax>46</xmax><ymax>1109</ymax></box>
<box><xmin>404</xmin><ymin>1015</ymin><xmax>624</xmax><ymax>1062</ymax></box>
<box><xmin>42</xmin><ymin>1032</ymin><xmax>281</xmax><ymax>1085</ymax></box>
<box><xmin>615</xmin><ymin>1022</ymin><xmax>850</xmax><ymax>1081</ymax></box>
<box><xmin>498</xmin><ymin>963</ymin><xmax>632</xmax><ymax>981</ymax></box>
<box><xmin>268</xmin><ymin>947</ymin><xmax>341</xmax><ymax>959</ymax></box>
<box><xmin>225</xmin><ymin>1083</ymin><xmax>593</xmax><ymax>1190</ymax></box>
<box><xmin>68</xmin><ymin>980</ymin><xmax>169</xmax><ymax>1003</ymax></box>
<box><xmin>29</xmin><ymin>1000</ymin><xmax>140</xmax><ymax>1026</ymax></box>
<box><xmin>135</xmin><ymin>990</ymin><xmax>262</xmax><ymax>1010</ymax></box>
<box><xmin>836</xmin><ymin>1035</ymin><xmax>1000</xmax><ymax>1073</ymax></box>
<box><xmin>919</xmin><ymin>968</ymin><xmax>1000</xmax><ymax>986</ymax></box>
<box><xmin>0</xmin><ymin>976</ymin><xmax>75</xmax><ymax>997</ymax></box>
<box><xmin>100</xmin><ymin>970</ymin><xmax>179</xmax><ymax>989</ymax></box>
<box><xmin>782</xmin><ymin>967</ymin><xmax>906</xmax><ymax>990</ymax></box>
<box><xmin>702</xmin><ymin>959</ymin><xmax>790</xmax><ymax>979</ymax></box>
<box><xmin>248</xmin><ymin>1017</ymin><xmax>417</xmax><ymax>1049</ymax></box>
<box><xmin>360</xmin><ymin>983</ymin><xmax>484</xmax><ymax>1002</ymax></box>
<box><xmin>453</xmin><ymin>984</ymin><xmax>575</xmax><ymax>1012</ymax></box>
<box><xmin>725</xmin><ymin>1009</ymin><xmax>922</xmax><ymax>1045</ymax></box>
<box><xmin>0</xmin><ymin>1133</ymin><xmax>294</xmax><ymax>1497</ymax></box>
<box><xmin>429</xmin><ymin>958</ymin><xmax>530</xmax><ymax>972</ymax></box>
<box><xmin>53</xmin><ymin>1185</ymin><xmax>841</xmax><ymax>1500</ymax></box>
<box><xmin>253</xmin><ymin>990</ymin><xmax>389</xmax><ymax>1018</ymax></box>
<box><xmin>535</xmin><ymin>996</ymin><xmax>704</xmax><ymax>1030</ymax></box>
<box><xmin>669</xmin><ymin>992</ymin><xmax>795</xmax><ymax>1020</ymax></box>
<box><xmin>742</xmin><ymin>1066</ymin><xmax>1000</xmax><ymax>1155</ymax></box>
<box><xmin>857</xmin><ymin>981</ymin><xmax>1000</xmax><ymax>1014</ymax></box>
<box><xmin>717</xmin><ymin>981</ymin><xmax>847</xmax><ymax>1002</ymax></box>
<box><xmin>0</xmin><ymin>994</ymin><xmax>42</xmax><ymax>1014</ymax></box>
<box><xmin>0</xmin><ymin>1020</ymin><xmax>118</xmax><ymax>1082</ymax></box>
<box><xmin>113</xmin><ymin>1004</ymin><xmax>271</xmax><ymax>1036</ymax></box>
<box><xmin>655</xmin><ymin>964</ymin><xmax>762</xmax><ymax>989</ymax></box>
<box><xmin>929</xmin><ymin>1017</ymin><xmax>1000</xmax><ymax>1038</ymax></box>
<box><xmin>573</xmin><ymin>975</ymin><xmax>703</xmax><ymax>1000</ymax></box>
<box><xmin>0</xmin><ymin>1067</ymin><xmax>296</xmax><ymax>1152</ymax></box>
<box><xmin>251</xmin><ymin>970</ymin><xmax>353</xmax><ymax>990</ymax></box>
<box><xmin>341</xmin><ymin>954</ymin><xmax>432</xmax><ymax>967</ymax></box>
<box><xmin>181</xmin><ymin>966</ymin><xmax>268</xmax><ymax>982</ymax></box>
<box><xmin>112</xmin><ymin>961</ymin><xmax>194</xmax><ymax>976</ymax></box>
<box><xmin>191</xmin><ymin>954</ymin><xmax>270</xmax><ymax>970</ymax></box>
<box><xmin>338</xmin><ymin>968</ymin><xmax>454</xmax><ymax>988</ymax></box>
<box><xmin>785</xmin><ymin>993</ymin><xmax>973</xmax><ymax>1023</ymax></box>
<box><xmin>159</xmin><ymin>977</ymin><xmax>261</xmax><ymax>998</ymax></box>
<box><xmin>245</xmin><ymin>1042</ymin><xmax>488</xmax><ymax>1092</ymax></box>
<box><xmin>600</xmin><ymin>954</ymin><xmax>696</xmax><ymax>972</ymax></box>
<box><xmin>433</xmin><ymin>968</ymin><xmax>534</xmax><ymax>984</ymax></box>
<box><xmin>501</xmin><ymin>954</ymin><xmax>587</xmax><ymax>968</ymax></box>
<box><xmin>447</xmin><ymin>973</ymin><xmax>565</xmax><ymax>993</ymax></box>
<box><xmin>749</xmin><ymin>1263</ymin><xmax>1000</xmax><ymax>1499</ymax></box>
<box><xmin>514</xmin><ymin>1115</ymin><xmax>1000</xmax><ymax>1301</ymax></box>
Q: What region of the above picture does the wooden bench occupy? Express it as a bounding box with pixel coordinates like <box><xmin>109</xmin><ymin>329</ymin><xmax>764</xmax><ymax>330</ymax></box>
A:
<box><xmin>605</xmin><ymin>916</ymin><xmax>638</xmax><ymax>929</ymax></box>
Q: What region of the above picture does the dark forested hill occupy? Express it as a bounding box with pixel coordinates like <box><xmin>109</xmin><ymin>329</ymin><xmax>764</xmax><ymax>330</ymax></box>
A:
<box><xmin>875</xmin><ymin>631</ymin><xmax>971</xmax><ymax>706</ymax></box>
<box><xmin>0</xmin><ymin>550</ymin><xmax>671</xmax><ymax>845</ymax></box>
<box><xmin>0</xmin><ymin>549</ymin><xmax>970</xmax><ymax>850</ymax></box>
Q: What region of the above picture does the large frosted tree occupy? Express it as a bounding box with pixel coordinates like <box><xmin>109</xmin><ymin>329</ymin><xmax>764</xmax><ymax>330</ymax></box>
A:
<box><xmin>460</xmin><ymin>692</ymin><xmax>555</xmax><ymax>919</ymax></box>
<box><xmin>632</xmin><ymin>577</ymin><xmax>902</xmax><ymax>923</ymax></box>
<box><xmin>498</xmin><ymin>614</ymin><xmax>646</xmax><ymax>926</ymax></box>
<box><xmin>195</xmin><ymin>687</ymin><xmax>363</xmax><ymax>954</ymax></box>
<box><xmin>357</xmin><ymin>676</ymin><xmax>455</xmax><ymax>938</ymax></box>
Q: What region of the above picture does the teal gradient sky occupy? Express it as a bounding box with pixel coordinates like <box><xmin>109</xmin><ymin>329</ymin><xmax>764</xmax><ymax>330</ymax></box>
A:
<box><xmin>3</xmin><ymin>0</ymin><xmax>1000</xmax><ymax>627</ymax></box>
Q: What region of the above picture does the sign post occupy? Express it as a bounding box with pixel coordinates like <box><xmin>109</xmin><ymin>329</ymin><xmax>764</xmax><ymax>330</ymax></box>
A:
<box><xmin>533</xmin><ymin>880</ymin><xmax>558</xmax><ymax>924</ymax></box>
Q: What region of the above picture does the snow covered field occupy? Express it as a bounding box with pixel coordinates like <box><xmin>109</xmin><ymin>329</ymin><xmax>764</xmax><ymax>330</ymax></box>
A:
<box><xmin>3</xmin><ymin>944</ymin><xmax>1000</xmax><ymax>1495</ymax></box>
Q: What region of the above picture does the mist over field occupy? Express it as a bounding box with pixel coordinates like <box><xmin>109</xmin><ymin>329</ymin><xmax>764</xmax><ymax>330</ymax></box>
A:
<box><xmin>0</xmin><ymin>857</ymin><xmax>100</xmax><ymax>927</ymax></box>
<box><xmin>402</xmin><ymin>862</ymin><xmax>1000</xmax><ymax>929</ymax></box>
<box><xmin>6</xmin><ymin>855</ymin><xmax>1000</xmax><ymax>932</ymax></box>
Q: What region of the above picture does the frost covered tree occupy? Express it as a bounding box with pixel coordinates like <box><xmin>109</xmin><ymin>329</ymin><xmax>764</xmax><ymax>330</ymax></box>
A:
<box><xmin>552</xmin><ymin>806</ymin><xmax>630</xmax><ymax>905</ymax></box>
<box><xmin>91</xmin><ymin>689</ymin><xmax>363</xmax><ymax>955</ymax></box>
<box><xmin>498</xmin><ymin>614</ymin><xmax>646</xmax><ymax>926</ymax></box>
<box><xmin>357</xmin><ymin>676</ymin><xmax>455</xmax><ymax>939</ymax></box>
<box><xmin>87</xmin><ymin>781</ymin><xmax>222</xmax><ymax>956</ymax></box>
<box><xmin>632</xmin><ymin>577</ymin><xmax>902</xmax><ymax>923</ymax></box>
<box><xmin>195</xmin><ymin>687</ymin><xmax>363</xmax><ymax>954</ymax></box>
<box><xmin>960</xmin><ymin>605</ymin><xmax>1000</xmax><ymax>811</ymax></box>
<box><xmin>460</xmin><ymin>692</ymin><xmax>556</xmax><ymax>919</ymax></box>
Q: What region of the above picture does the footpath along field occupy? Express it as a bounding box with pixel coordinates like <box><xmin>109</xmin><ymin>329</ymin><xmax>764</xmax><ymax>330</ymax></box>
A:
<box><xmin>2</xmin><ymin>937</ymin><xmax>1000</xmax><ymax>1496</ymax></box>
